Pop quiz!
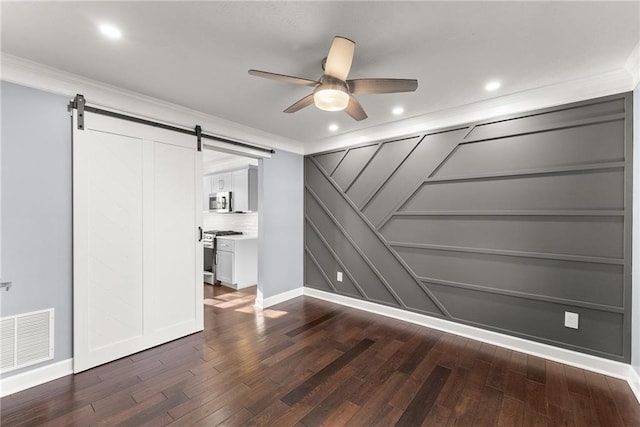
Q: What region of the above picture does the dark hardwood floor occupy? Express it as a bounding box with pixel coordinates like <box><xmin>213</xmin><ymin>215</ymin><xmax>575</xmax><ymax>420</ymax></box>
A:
<box><xmin>2</xmin><ymin>285</ymin><xmax>639</xmax><ymax>426</ymax></box>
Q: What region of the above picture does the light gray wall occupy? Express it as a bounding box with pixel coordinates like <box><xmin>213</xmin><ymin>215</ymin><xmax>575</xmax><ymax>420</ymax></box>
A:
<box><xmin>633</xmin><ymin>83</ymin><xmax>639</xmax><ymax>375</ymax></box>
<box><xmin>258</xmin><ymin>149</ymin><xmax>304</xmax><ymax>300</ymax></box>
<box><xmin>305</xmin><ymin>92</ymin><xmax>633</xmax><ymax>362</ymax></box>
<box><xmin>0</xmin><ymin>81</ymin><xmax>72</xmax><ymax>377</ymax></box>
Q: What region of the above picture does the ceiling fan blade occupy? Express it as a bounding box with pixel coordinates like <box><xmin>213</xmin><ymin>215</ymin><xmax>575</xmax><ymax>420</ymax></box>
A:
<box><xmin>344</xmin><ymin>96</ymin><xmax>367</xmax><ymax>121</ymax></box>
<box><xmin>284</xmin><ymin>94</ymin><xmax>315</xmax><ymax>113</ymax></box>
<box><xmin>248</xmin><ymin>69</ymin><xmax>318</xmax><ymax>87</ymax></box>
<box><xmin>324</xmin><ymin>36</ymin><xmax>355</xmax><ymax>81</ymax></box>
<box><xmin>347</xmin><ymin>78</ymin><xmax>418</xmax><ymax>94</ymax></box>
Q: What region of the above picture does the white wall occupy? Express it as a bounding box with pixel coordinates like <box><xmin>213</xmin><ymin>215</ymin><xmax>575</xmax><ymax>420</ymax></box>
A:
<box><xmin>257</xmin><ymin>150</ymin><xmax>304</xmax><ymax>302</ymax></box>
<box><xmin>0</xmin><ymin>81</ymin><xmax>72</xmax><ymax>378</ymax></box>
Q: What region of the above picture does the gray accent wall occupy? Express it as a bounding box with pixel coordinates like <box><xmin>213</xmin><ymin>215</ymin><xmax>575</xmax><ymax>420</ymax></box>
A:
<box><xmin>305</xmin><ymin>92</ymin><xmax>633</xmax><ymax>362</ymax></box>
<box><xmin>0</xmin><ymin>81</ymin><xmax>73</xmax><ymax>377</ymax></box>
<box><xmin>633</xmin><ymin>83</ymin><xmax>639</xmax><ymax>375</ymax></box>
<box><xmin>258</xmin><ymin>149</ymin><xmax>304</xmax><ymax>299</ymax></box>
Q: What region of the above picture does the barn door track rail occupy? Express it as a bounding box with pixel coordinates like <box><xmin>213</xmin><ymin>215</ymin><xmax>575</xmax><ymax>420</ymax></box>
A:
<box><xmin>68</xmin><ymin>94</ymin><xmax>275</xmax><ymax>154</ymax></box>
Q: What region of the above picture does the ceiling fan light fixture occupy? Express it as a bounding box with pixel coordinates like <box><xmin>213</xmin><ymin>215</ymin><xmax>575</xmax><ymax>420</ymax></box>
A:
<box><xmin>313</xmin><ymin>78</ymin><xmax>350</xmax><ymax>111</ymax></box>
<box><xmin>314</xmin><ymin>88</ymin><xmax>350</xmax><ymax>111</ymax></box>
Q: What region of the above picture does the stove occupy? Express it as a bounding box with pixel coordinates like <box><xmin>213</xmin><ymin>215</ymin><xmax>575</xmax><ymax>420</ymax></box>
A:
<box><xmin>203</xmin><ymin>230</ymin><xmax>243</xmax><ymax>236</ymax></box>
<box><xmin>203</xmin><ymin>230</ymin><xmax>243</xmax><ymax>245</ymax></box>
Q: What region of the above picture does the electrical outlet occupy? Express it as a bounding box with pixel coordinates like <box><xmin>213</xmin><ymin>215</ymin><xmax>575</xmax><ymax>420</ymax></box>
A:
<box><xmin>336</xmin><ymin>272</ymin><xmax>343</xmax><ymax>282</ymax></box>
<box><xmin>564</xmin><ymin>311</ymin><xmax>579</xmax><ymax>329</ymax></box>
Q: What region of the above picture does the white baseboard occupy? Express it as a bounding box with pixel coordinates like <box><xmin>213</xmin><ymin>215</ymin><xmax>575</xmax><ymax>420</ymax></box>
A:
<box><xmin>0</xmin><ymin>358</ymin><xmax>73</xmax><ymax>397</ymax></box>
<box><xmin>303</xmin><ymin>287</ymin><xmax>640</xmax><ymax>402</ymax></box>
<box><xmin>255</xmin><ymin>287</ymin><xmax>304</xmax><ymax>309</ymax></box>
<box><xmin>629</xmin><ymin>366</ymin><xmax>640</xmax><ymax>405</ymax></box>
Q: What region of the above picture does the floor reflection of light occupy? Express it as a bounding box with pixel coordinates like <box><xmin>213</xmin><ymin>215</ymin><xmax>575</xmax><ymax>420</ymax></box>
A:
<box><xmin>235</xmin><ymin>305</ymin><xmax>288</xmax><ymax>319</ymax></box>
<box><xmin>254</xmin><ymin>313</ymin><xmax>265</xmax><ymax>334</ymax></box>
<box><xmin>203</xmin><ymin>295</ymin><xmax>255</xmax><ymax>308</ymax></box>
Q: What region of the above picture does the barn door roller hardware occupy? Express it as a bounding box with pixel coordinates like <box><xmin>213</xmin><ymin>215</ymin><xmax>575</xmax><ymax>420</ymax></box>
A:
<box><xmin>67</xmin><ymin>94</ymin><xmax>275</xmax><ymax>154</ymax></box>
<box><xmin>68</xmin><ymin>94</ymin><xmax>86</xmax><ymax>130</ymax></box>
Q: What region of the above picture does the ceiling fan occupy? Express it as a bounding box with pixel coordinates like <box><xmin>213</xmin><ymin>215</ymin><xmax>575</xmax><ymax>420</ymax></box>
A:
<box><xmin>248</xmin><ymin>36</ymin><xmax>418</xmax><ymax>121</ymax></box>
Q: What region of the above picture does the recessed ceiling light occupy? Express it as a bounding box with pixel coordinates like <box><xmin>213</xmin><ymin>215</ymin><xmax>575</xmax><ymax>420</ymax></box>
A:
<box><xmin>392</xmin><ymin>107</ymin><xmax>404</xmax><ymax>115</ymax></box>
<box><xmin>485</xmin><ymin>80</ymin><xmax>501</xmax><ymax>91</ymax></box>
<box><xmin>328</xmin><ymin>123</ymin><xmax>339</xmax><ymax>132</ymax></box>
<box><xmin>99</xmin><ymin>24</ymin><xmax>122</xmax><ymax>39</ymax></box>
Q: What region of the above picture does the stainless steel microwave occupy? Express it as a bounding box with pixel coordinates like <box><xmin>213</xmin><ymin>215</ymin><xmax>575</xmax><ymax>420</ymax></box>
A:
<box><xmin>209</xmin><ymin>192</ymin><xmax>232</xmax><ymax>213</ymax></box>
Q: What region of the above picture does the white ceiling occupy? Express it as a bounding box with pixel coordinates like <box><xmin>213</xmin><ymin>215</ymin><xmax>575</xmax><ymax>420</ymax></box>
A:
<box><xmin>1</xmin><ymin>1</ymin><xmax>639</xmax><ymax>146</ymax></box>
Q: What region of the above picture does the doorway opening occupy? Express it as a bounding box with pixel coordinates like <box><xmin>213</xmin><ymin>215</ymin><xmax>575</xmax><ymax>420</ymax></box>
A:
<box><xmin>201</xmin><ymin>147</ymin><xmax>260</xmax><ymax>306</ymax></box>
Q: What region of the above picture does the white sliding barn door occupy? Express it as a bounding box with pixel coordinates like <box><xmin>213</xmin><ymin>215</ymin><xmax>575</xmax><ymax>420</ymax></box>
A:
<box><xmin>73</xmin><ymin>111</ymin><xmax>203</xmax><ymax>372</ymax></box>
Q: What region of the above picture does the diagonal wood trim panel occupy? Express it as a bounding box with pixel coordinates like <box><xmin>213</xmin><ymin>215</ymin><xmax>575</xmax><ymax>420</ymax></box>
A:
<box><xmin>305</xmin><ymin>92</ymin><xmax>633</xmax><ymax>362</ymax></box>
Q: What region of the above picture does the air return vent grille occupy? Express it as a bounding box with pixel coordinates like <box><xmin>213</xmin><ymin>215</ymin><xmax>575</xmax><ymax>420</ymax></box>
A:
<box><xmin>0</xmin><ymin>309</ymin><xmax>54</xmax><ymax>373</ymax></box>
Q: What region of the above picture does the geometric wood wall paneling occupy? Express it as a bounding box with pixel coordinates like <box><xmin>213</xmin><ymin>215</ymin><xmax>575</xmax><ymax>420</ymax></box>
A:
<box><xmin>305</xmin><ymin>92</ymin><xmax>633</xmax><ymax>362</ymax></box>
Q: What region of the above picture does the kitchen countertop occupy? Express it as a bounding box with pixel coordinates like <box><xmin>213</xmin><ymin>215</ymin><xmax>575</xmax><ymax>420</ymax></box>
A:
<box><xmin>215</xmin><ymin>234</ymin><xmax>257</xmax><ymax>241</ymax></box>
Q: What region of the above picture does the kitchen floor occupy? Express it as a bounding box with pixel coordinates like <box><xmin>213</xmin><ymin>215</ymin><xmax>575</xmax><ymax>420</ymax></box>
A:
<box><xmin>1</xmin><ymin>285</ymin><xmax>639</xmax><ymax>426</ymax></box>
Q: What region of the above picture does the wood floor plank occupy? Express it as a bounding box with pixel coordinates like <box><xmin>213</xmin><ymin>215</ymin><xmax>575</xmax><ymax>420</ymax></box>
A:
<box><xmin>394</xmin><ymin>365</ymin><xmax>451</xmax><ymax>426</ymax></box>
<box><xmin>497</xmin><ymin>396</ymin><xmax>525</xmax><ymax>426</ymax></box>
<box><xmin>39</xmin><ymin>404</ymin><xmax>96</xmax><ymax>427</ymax></box>
<box><xmin>584</xmin><ymin>370</ymin><xmax>625</xmax><ymax>427</ymax></box>
<box><xmin>92</xmin><ymin>392</ymin><xmax>170</xmax><ymax>426</ymax></box>
<box><xmin>168</xmin><ymin>383</ymin><xmax>250</xmax><ymax>425</ymax></box>
<box><xmin>570</xmin><ymin>391</ymin><xmax>600</xmax><ymax>426</ymax></box>
<box><xmin>389</xmin><ymin>375</ymin><xmax>420</xmax><ymax>411</ymax></box>
<box><xmin>527</xmin><ymin>355</ymin><xmax>547</xmax><ymax>384</ymax></box>
<box><xmin>345</xmin><ymin>371</ymin><xmax>407</xmax><ymax>427</ymax></box>
<box><xmin>397</xmin><ymin>334</ymin><xmax>438</xmax><ymax>375</ymax></box>
<box><xmin>505</xmin><ymin>370</ymin><xmax>528</xmax><ymax>402</ymax></box>
<box><xmin>421</xmin><ymin>403</ymin><xmax>451</xmax><ymax>427</ymax></box>
<box><xmin>523</xmin><ymin>410</ymin><xmax>550</xmax><ymax>426</ymax></box>
<box><xmin>216</xmin><ymin>407</ymin><xmax>254</xmax><ymax>427</ymax></box>
<box><xmin>548</xmin><ymin>403</ymin><xmax>576</xmax><ymax>427</ymax></box>
<box><xmin>606</xmin><ymin>376</ymin><xmax>640</xmax><ymax>425</ymax></box>
<box><xmin>319</xmin><ymin>400</ymin><xmax>360</xmax><ymax>426</ymax></box>
<box><xmin>2</xmin><ymin>285</ymin><xmax>639</xmax><ymax>427</ymax></box>
<box><xmin>448</xmin><ymin>394</ymin><xmax>479</xmax><ymax>426</ymax></box>
<box><xmin>281</xmin><ymin>338</ymin><xmax>374</xmax><ymax>406</ymax></box>
<box><xmin>546</xmin><ymin>360</ymin><xmax>571</xmax><ymax>411</ymax></box>
<box><xmin>245</xmin><ymin>399</ymin><xmax>292</xmax><ymax>427</ymax></box>
<box><xmin>456</xmin><ymin>338</ymin><xmax>481</xmax><ymax>370</ymax></box>
<box><xmin>486</xmin><ymin>347</ymin><xmax>511</xmax><ymax>391</ymax></box>
<box><xmin>299</xmin><ymin>375</ymin><xmax>363</xmax><ymax>426</ymax></box>
<box><xmin>270</xmin><ymin>365</ymin><xmax>357</xmax><ymax>426</ymax></box>
<box><xmin>525</xmin><ymin>378</ymin><xmax>549</xmax><ymax>416</ymax></box>
<box><xmin>564</xmin><ymin>365</ymin><xmax>591</xmax><ymax>397</ymax></box>
<box><xmin>191</xmin><ymin>402</ymin><xmax>245</xmax><ymax>427</ymax></box>
<box><xmin>435</xmin><ymin>366</ymin><xmax>469</xmax><ymax>410</ymax></box>
<box><xmin>508</xmin><ymin>350</ymin><xmax>529</xmax><ymax>375</ymax></box>
<box><xmin>472</xmin><ymin>386</ymin><xmax>504</xmax><ymax>426</ymax></box>
<box><xmin>285</xmin><ymin>310</ymin><xmax>342</xmax><ymax>337</ymax></box>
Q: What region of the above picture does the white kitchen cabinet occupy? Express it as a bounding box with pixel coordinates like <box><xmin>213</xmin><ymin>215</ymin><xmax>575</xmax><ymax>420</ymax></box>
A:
<box><xmin>231</xmin><ymin>167</ymin><xmax>258</xmax><ymax>212</ymax></box>
<box><xmin>212</xmin><ymin>172</ymin><xmax>232</xmax><ymax>192</ymax></box>
<box><xmin>215</xmin><ymin>236</ymin><xmax>257</xmax><ymax>289</ymax></box>
<box><xmin>216</xmin><ymin>249</ymin><xmax>234</xmax><ymax>285</ymax></box>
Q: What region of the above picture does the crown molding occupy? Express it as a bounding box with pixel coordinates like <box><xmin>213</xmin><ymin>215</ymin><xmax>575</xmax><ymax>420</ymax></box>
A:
<box><xmin>305</xmin><ymin>67</ymin><xmax>636</xmax><ymax>155</ymax></box>
<box><xmin>625</xmin><ymin>40</ymin><xmax>640</xmax><ymax>88</ymax></box>
<box><xmin>0</xmin><ymin>53</ymin><xmax>305</xmax><ymax>155</ymax></box>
